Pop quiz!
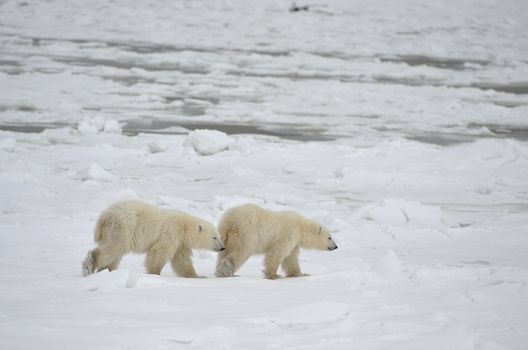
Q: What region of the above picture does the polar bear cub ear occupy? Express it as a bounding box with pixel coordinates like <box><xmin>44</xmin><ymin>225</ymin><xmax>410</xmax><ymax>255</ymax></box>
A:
<box><xmin>199</xmin><ymin>224</ymin><xmax>203</xmax><ymax>232</ymax></box>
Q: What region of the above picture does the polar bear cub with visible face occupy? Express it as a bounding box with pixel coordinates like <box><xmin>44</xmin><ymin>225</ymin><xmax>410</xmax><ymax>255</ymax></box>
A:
<box><xmin>215</xmin><ymin>204</ymin><xmax>337</xmax><ymax>279</ymax></box>
<box><xmin>82</xmin><ymin>200</ymin><xmax>224</xmax><ymax>278</ymax></box>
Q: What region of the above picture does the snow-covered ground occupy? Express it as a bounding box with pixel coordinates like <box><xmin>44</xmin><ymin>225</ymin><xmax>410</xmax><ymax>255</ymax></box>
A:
<box><xmin>1</xmin><ymin>0</ymin><xmax>527</xmax><ymax>349</ymax></box>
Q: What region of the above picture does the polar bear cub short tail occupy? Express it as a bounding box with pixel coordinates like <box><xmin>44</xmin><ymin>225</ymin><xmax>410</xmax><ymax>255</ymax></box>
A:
<box><xmin>82</xmin><ymin>200</ymin><xmax>224</xmax><ymax>277</ymax></box>
<box><xmin>215</xmin><ymin>204</ymin><xmax>337</xmax><ymax>279</ymax></box>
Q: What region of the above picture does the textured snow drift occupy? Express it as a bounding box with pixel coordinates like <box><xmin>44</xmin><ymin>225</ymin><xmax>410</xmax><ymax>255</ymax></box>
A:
<box><xmin>356</xmin><ymin>199</ymin><xmax>445</xmax><ymax>226</ymax></box>
<box><xmin>1</xmin><ymin>129</ymin><xmax>526</xmax><ymax>350</ymax></box>
<box><xmin>77</xmin><ymin>163</ymin><xmax>118</xmax><ymax>182</ymax></box>
<box><xmin>1</xmin><ymin>0</ymin><xmax>528</xmax><ymax>349</ymax></box>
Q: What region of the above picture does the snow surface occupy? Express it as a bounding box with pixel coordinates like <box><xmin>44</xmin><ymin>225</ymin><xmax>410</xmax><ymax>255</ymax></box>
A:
<box><xmin>1</xmin><ymin>0</ymin><xmax>528</xmax><ymax>349</ymax></box>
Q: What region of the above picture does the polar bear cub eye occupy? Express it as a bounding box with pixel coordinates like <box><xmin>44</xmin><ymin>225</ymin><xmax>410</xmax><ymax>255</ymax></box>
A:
<box><xmin>198</xmin><ymin>224</ymin><xmax>203</xmax><ymax>232</ymax></box>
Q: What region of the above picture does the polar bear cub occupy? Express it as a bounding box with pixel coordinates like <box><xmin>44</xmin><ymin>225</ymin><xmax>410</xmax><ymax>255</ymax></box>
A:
<box><xmin>82</xmin><ymin>200</ymin><xmax>224</xmax><ymax>277</ymax></box>
<box><xmin>215</xmin><ymin>204</ymin><xmax>337</xmax><ymax>279</ymax></box>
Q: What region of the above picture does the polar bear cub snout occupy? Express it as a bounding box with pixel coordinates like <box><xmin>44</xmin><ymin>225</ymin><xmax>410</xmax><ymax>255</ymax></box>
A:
<box><xmin>317</xmin><ymin>225</ymin><xmax>338</xmax><ymax>251</ymax></box>
<box><xmin>212</xmin><ymin>233</ymin><xmax>225</xmax><ymax>252</ymax></box>
<box><xmin>328</xmin><ymin>237</ymin><xmax>338</xmax><ymax>251</ymax></box>
<box><xmin>324</xmin><ymin>229</ymin><xmax>338</xmax><ymax>251</ymax></box>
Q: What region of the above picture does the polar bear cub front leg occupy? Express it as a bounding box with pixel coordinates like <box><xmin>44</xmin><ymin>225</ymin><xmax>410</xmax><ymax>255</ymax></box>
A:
<box><xmin>82</xmin><ymin>250</ymin><xmax>96</xmax><ymax>277</ymax></box>
<box><xmin>215</xmin><ymin>256</ymin><xmax>234</xmax><ymax>277</ymax></box>
<box><xmin>263</xmin><ymin>239</ymin><xmax>298</xmax><ymax>279</ymax></box>
<box><xmin>281</xmin><ymin>246</ymin><xmax>309</xmax><ymax>277</ymax></box>
<box><xmin>145</xmin><ymin>240</ymin><xmax>176</xmax><ymax>275</ymax></box>
<box><xmin>171</xmin><ymin>246</ymin><xmax>204</xmax><ymax>278</ymax></box>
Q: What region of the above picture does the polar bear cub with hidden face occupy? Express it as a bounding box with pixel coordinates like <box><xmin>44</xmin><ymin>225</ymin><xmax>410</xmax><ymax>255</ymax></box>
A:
<box><xmin>215</xmin><ymin>204</ymin><xmax>338</xmax><ymax>279</ymax></box>
<box><xmin>82</xmin><ymin>200</ymin><xmax>224</xmax><ymax>277</ymax></box>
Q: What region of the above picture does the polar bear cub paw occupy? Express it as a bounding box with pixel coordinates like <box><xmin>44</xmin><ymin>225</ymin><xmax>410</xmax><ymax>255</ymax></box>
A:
<box><xmin>82</xmin><ymin>250</ymin><xmax>96</xmax><ymax>277</ymax></box>
<box><xmin>215</xmin><ymin>258</ymin><xmax>234</xmax><ymax>278</ymax></box>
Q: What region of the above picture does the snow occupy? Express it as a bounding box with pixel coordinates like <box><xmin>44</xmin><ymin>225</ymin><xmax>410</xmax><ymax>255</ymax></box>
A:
<box><xmin>0</xmin><ymin>137</ymin><xmax>15</xmax><ymax>152</ymax></box>
<box><xmin>375</xmin><ymin>250</ymin><xmax>403</xmax><ymax>276</ymax></box>
<box><xmin>1</xmin><ymin>0</ymin><xmax>528</xmax><ymax>349</ymax></box>
<box><xmin>77</xmin><ymin>116</ymin><xmax>123</xmax><ymax>135</ymax></box>
<box><xmin>356</xmin><ymin>199</ymin><xmax>445</xmax><ymax>226</ymax></box>
<box><xmin>146</xmin><ymin>141</ymin><xmax>169</xmax><ymax>154</ymax></box>
<box><xmin>77</xmin><ymin>164</ymin><xmax>118</xmax><ymax>183</ymax></box>
<box><xmin>248</xmin><ymin>301</ymin><xmax>351</xmax><ymax>326</ymax></box>
<box><xmin>184</xmin><ymin>129</ymin><xmax>235</xmax><ymax>156</ymax></box>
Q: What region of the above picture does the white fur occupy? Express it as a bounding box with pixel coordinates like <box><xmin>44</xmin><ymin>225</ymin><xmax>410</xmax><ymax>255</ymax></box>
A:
<box><xmin>215</xmin><ymin>204</ymin><xmax>337</xmax><ymax>279</ymax></box>
<box><xmin>82</xmin><ymin>200</ymin><xmax>223</xmax><ymax>277</ymax></box>
<box><xmin>82</xmin><ymin>250</ymin><xmax>95</xmax><ymax>277</ymax></box>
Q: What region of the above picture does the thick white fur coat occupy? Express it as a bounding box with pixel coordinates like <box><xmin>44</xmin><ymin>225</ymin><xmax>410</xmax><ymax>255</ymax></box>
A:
<box><xmin>82</xmin><ymin>200</ymin><xmax>223</xmax><ymax>277</ymax></box>
<box><xmin>215</xmin><ymin>204</ymin><xmax>337</xmax><ymax>279</ymax></box>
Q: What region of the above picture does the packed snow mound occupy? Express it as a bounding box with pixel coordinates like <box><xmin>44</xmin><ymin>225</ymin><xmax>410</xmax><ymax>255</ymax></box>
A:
<box><xmin>375</xmin><ymin>250</ymin><xmax>403</xmax><ymax>275</ymax></box>
<box><xmin>77</xmin><ymin>116</ymin><xmax>123</xmax><ymax>135</ymax></box>
<box><xmin>78</xmin><ymin>164</ymin><xmax>118</xmax><ymax>182</ymax></box>
<box><xmin>80</xmin><ymin>269</ymin><xmax>132</xmax><ymax>291</ymax></box>
<box><xmin>0</xmin><ymin>137</ymin><xmax>15</xmax><ymax>152</ymax></box>
<box><xmin>478</xmin><ymin>139</ymin><xmax>528</xmax><ymax>164</ymax></box>
<box><xmin>147</xmin><ymin>141</ymin><xmax>169</xmax><ymax>154</ymax></box>
<box><xmin>357</xmin><ymin>199</ymin><xmax>444</xmax><ymax>226</ymax></box>
<box><xmin>184</xmin><ymin>129</ymin><xmax>235</xmax><ymax>155</ymax></box>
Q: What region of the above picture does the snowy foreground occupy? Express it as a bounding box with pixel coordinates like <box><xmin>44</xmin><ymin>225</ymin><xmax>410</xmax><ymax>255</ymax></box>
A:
<box><xmin>1</xmin><ymin>0</ymin><xmax>528</xmax><ymax>349</ymax></box>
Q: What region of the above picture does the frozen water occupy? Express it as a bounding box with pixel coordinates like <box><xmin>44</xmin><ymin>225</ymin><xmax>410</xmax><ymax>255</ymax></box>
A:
<box><xmin>1</xmin><ymin>0</ymin><xmax>528</xmax><ymax>349</ymax></box>
<box><xmin>184</xmin><ymin>129</ymin><xmax>235</xmax><ymax>156</ymax></box>
<box><xmin>248</xmin><ymin>301</ymin><xmax>351</xmax><ymax>326</ymax></box>
<box><xmin>375</xmin><ymin>250</ymin><xmax>403</xmax><ymax>276</ymax></box>
<box><xmin>77</xmin><ymin>164</ymin><xmax>118</xmax><ymax>183</ymax></box>
<box><xmin>77</xmin><ymin>116</ymin><xmax>123</xmax><ymax>135</ymax></box>
<box><xmin>0</xmin><ymin>137</ymin><xmax>15</xmax><ymax>152</ymax></box>
<box><xmin>356</xmin><ymin>199</ymin><xmax>445</xmax><ymax>227</ymax></box>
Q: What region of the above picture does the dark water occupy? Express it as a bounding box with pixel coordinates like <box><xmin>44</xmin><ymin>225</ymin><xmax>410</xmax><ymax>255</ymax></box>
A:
<box><xmin>1</xmin><ymin>36</ymin><xmax>527</xmax><ymax>144</ymax></box>
<box><xmin>121</xmin><ymin>119</ymin><xmax>334</xmax><ymax>141</ymax></box>
<box><xmin>0</xmin><ymin>120</ymin><xmax>334</xmax><ymax>142</ymax></box>
<box><xmin>405</xmin><ymin>125</ymin><xmax>528</xmax><ymax>146</ymax></box>
<box><xmin>2</xmin><ymin>120</ymin><xmax>528</xmax><ymax>146</ymax></box>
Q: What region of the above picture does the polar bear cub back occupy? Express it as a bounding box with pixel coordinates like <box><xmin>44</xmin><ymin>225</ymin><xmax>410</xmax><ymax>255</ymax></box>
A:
<box><xmin>82</xmin><ymin>200</ymin><xmax>224</xmax><ymax>277</ymax></box>
<box><xmin>215</xmin><ymin>204</ymin><xmax>337</xmax><ymax>279</ymax></box>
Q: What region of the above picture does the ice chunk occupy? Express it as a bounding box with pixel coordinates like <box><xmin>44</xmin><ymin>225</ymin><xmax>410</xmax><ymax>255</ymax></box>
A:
<box><xmin>184</xmin><ymin>129</ymin><xmax>234</xmax><ymax>155</ymax></box>
<box><xmin>228</xmin><ymin>137</ymin><xmax>252</xmax><ymax>155</ymax></box>
<box><xmin>102</xmin><ymin>119</ymin><xmax>122</xmax><ymax>134</ymax></box>
<box><xmin>77</xmin><ymin>116</ymin><xmax>122</xmax><ymax>135</ymax></box>
<box><xmin>147</xmin><ymin>141</ymin><xmax>169</xmax><ymax>154</ymax></box>
<box><xmin>79</xmin><ymin>164</ymin><xmax>118</xmax><ymax>182</ymax></box>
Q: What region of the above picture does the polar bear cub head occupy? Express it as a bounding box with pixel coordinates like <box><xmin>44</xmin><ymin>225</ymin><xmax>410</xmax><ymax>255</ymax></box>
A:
<box><xmin>303</xmin><ymin>222</ymin><xmax>338</xmax><ymax>251</ymax></box>
<box><xmin>190</xmin><ymin>220</ymin><xmax>225</xmax><ymax>252</ymax></box>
